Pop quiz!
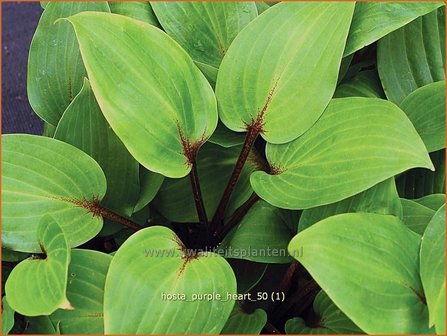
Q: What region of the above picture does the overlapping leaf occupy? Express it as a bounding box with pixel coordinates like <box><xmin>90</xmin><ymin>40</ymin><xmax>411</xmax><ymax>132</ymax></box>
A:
<box><xmin>396</xmin><ymin>149</ymin><xmax>445</xmax><ymax>198</ymax></box>
<box><xmin>153</xmin><ymin>143</ymin><xmax>256</xmax><ymax>222</ymax></box>
<box><xmin>400</xmin><ymin>81</ymin><xmax>446</xmax><ymax>152</ymax></box>
<box><xmin>378</xmin><ymin>6</ymin><xmax>445</xmax><ymax>104</ymax></box>
<box><xmin>133</xmin><ymin>167</ymin><xmax>164</xmax><ymax>213</ymax></box>
<box><xmin>415</xmin><ymin>194</ymin><xmax>446</xmax><ymax>210</ymax></box>
<box><xmin>420</xmin><ymin>205</ymin><xmax>446</xmax><ymax>334</ymax></box>
<box><xmin>27</xmin><ymin>2</ymin><xmax>110</xmax><ymax>126</ymax></box>
<box><xmin>54</xmin><ymin>78</ymin><xmax>139</xmax><ymax>216</ymax></box>
<box><xmin>299</xmin><ymin>178</ymin><xmax>402</xmax><ymax>232</ymax></box>
<box><xmin>108</xmin><ymin>1</ymin><xmax>159</xmax><ymax>26</ymax></box>
<box><xmin>251</xmin><ymin>98</ymin><xmax>433</xmax><ymax>210</ymax></box>
<box><xmin>65</xmin><ymin>12</ymin><xmax>217</xmax><ymax>178</ymax></box>
<box><xmin>228</xmin><ymin>259</ymin><xmax>268</xmax><ymax>294</ymax></box>
<box><xmin>2</xmin><ymin>298</ymin><xmax>15</xmax><ymax>335</ymax></box>
<box><xmin>44</xmin><ymin>249</ymin><xmax>112</xmax><ymax>334</ymax></box>
<box><xmin>151</xmin><ymin>2</ymin><xmax>257</xmax><ymax>84</ymax></box>
<box><xmin>220</xmin><ymin>201</ymin><xmax>295</xmax><ymax>263</ymax></box>
<box><xmin>2</xmin><ymin>134</ymin><xmax>106</xmax><ymax>252</ymax></box>
<box><xmin>5</xmin><ymin>216</ymin><xmax>71</xmax><ymax>316</ymax></box>
<box><xmin>285</xmin><ymin>290</ymin><xmax>363</xmax><ymax>334</ymax></box>
<box><xmin>216</xmin><ymin>2</ymin><xmax>355</xmax><ymax>144</ymax></box>
<box><xmin>104</xmin><ymin>226</ymin><xmax>236</xmax><ymax>334</ymax></box>
<box><xmin>334</xmin><ymin>70</ymin><xmax>385</xmax><ymax>98</ymax></box>
<box><xmin>289</xmin><ymin>213</ymin><xmax>430</xmax><ymax>334</ymax></box>
<box><xmin>345</xmin><ymin>2</ymin><xmax>443</xmax><ymax>56</ymax></box>
<box><xmin>401</xmin><ymin>198</ymin><xmax>436</xmax><ymax>234</ymax></box>
<box><xmin>221</xmin><ymin>304</ymin><xmax>267</xmax><ymax>334</ymax></box>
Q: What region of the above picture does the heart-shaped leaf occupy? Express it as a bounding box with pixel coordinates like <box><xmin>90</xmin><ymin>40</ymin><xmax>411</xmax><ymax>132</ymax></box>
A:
<box><xmin>401</xmin><ymin>198</ymin><xmax>436</xmax><ymax>234</ymax></box>
<box><xmin>299</xmin><ymin>178</ymin><xmax>402</xmax><ymax>232</ymax></box>
<box><xmin>2</xmin><ymin>134</ymin><xmax>106</xmax><ymax>252</ymax></box>
<box><xmin>154</xmin><ymin>143</ymin><xmax>256</xmax><ymax>223</ymax></box>
<box><xmin>251</xmin><ymin>98</ymin><xmax>433</xmax><ymax>210</ymax></box>
<box><xmin>289</xmin><ymin>213</ymin><xmax>430</xmax><ymax>334</ymax></box>
<box><xmin>65</xmin><ymin>12</ymin><xmax>218</xmax><ymax>178</ymax></box>
<box><xmin>378</xmin><ymin>6</ymin><xmax>445</xmax><ymax>104</ymax></box>
<box><xmin>345</xmin><ymin>2</ymin><xmax>443</xmax><ymax>56</ymax></box>
<box><xmin>216</xmin><ymin>2</ymin><xmax>355</xmax><ymax>144</ymax></box>
<box><xmin>5</xmin><ymin>216</ymin><xmax>71</xmax><ymax>316</ymax></box>
<box><xmin>151</xmin><ymin>2</ymin><xmax>257</xmax><ymax>84</ymax></box>
<box><xmin>44</xmin><ymin>249</ymin><xmax>112</xmax><ymax>334</ymax></box>
<box><xmin>221</xmin><ymin>304</ymin><xmax>267</xmax><ymax>335</ymax></box>
<box><xmin>104</xmin><ymin>226</ymin><xmax>236</xmax><ymax>334</ymax></box>
<box><xmin>414</xmin><ymin>193</ymin><xmax>446</xmax><ymax>210</ymax></box>
<box><xmin>285</xmin><ymin>290</ymin><xmax>363</xmax><ymax>334</ymax></box>
<box><xmin>27</xmin><ymin>2</ymin><xmax>110</xmax><ymax>126</ymax></box>
<box><xmin>420</xmin><ymin>204</ymin><xmax>446</xmax><ymax>334</ymax></box>
<box><xmin>334</xmin><ymin>70</ymin><xmax>385</xmax><ymax>98</ymax></box>
<box><xmin>2</xmin><ymin>297</ymin><xmax>15</xmax><ymax>335</ymax></box>
<box><xmin>220</xmin><ymin>201</ymin><xmax>295</xmax><ymax>264</ymax></box>
<box><xmin>108</xmin><ymin>1</ymin><xmax>159</xmax><ymax>26</ymax></box>
<box><xmin>400</xmin><ymin>81</ymin><xmax>446</xmax><ymax>152</ymax></box>
<box><xmin>396</xmin><ymin>149</ymin><xmax>445</xmax><ymax>198</ymax></box>
<box><xmin>54</xmin><ymin>78</ymin><xmax>139</xmax><ymax>217</ymax></box>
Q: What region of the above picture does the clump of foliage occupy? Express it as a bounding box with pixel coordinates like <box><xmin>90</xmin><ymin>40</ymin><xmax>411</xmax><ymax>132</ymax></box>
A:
<box><xmin>2</xmin><ymin>2</ymin><xmax>446</xmax><ymax>335</ymax></box>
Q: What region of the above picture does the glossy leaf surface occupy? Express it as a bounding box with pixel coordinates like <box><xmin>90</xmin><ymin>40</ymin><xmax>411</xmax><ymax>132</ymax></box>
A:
<box><xmin>251</xmin><ymin>98</ymin><xmax>433</xmax><ymax>210</ymax></box>
<box><xmin>289</xmin><ymin>213</ymin><xmax>430</xmax><ymax>334</ymax></box>
<box><xmin>5</xmin><ymin>216</ymin><xmax>71</xmax><ymax>316</ymax></box>
<box><xmin>55</xmin><ymin>78</ymin><xmax>139</xmax><ymax>216</ymax></box>
<box><xmin>108</xmin><ymin>1</ymin><xmax>159</xmax><ymax>25</ymax></box>
<box><xmin>400</xmin><ymin>81</ymin><xmax>446</xmax><ymax>152</ymax></box>
<box><xmin>27</xmin><ymin>2</ymin><xmax>110</xmax><ymax>126</ymax></box>
<box><xmin>216</xmin><ymin>2</ymin><xmax>355</xmax><ymax>144</ymax></box>
<box><xmin>345</xmin><ymin>2</ymin><xmax>443</xmax><ymax>56</ymax></box>
<box><xmin>420</xmin><ymin>205</ymin><xmax>446</xmax><ymax>334</ymax></box>
<box><xmin>378</xmin><ymin>6</ymin><xmax>445</xmax><ymax>104</ymax></box>
<box><xmin>285</xmin><ymin>290</ymin><xmax>363</xmax><ymax>334</ymax></box>
<box><xmin>152</xmin><ymin>2</ymin><xmax>257</xmax><ymax>83</ymax></box>
<box><xmin>2</xmin><ymin>134</ymin><xmax>106</xmax><ymax>252</ymax></box>
<box><xmin>66</xmin><ymin>12</ymin><xmax>218</xmax><ymax>178</ymax></box>
<box><xmin>299</xmin><ymin>178</ymin><xmax>402</xmax><ymax>232</ymax></box>
<box><xmin>104</xmin><ymin>226</ymin><xmax>236</xmax><ymax>334</ymax></box>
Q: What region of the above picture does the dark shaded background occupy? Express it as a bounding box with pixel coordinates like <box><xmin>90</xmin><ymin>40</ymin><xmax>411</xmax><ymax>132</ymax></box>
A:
<box><xmin>2</xmin><ymin>2</ymin><xmax>43</xmax><ymax>134</ymax></box>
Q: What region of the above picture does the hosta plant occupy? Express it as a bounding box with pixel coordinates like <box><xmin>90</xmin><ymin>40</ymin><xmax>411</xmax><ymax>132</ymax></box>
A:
<box><xmin>2</xmin><ymin>1</ymin><xmax>446</xmax><ymax>335</ymax></box>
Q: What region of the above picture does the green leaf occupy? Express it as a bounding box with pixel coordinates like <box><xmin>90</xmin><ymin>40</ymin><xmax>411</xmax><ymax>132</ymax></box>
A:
<box><xmin>345</xmin><ymin>2</ymin><xmax>443</xmax><ymax>56</ymax></box>
<box><xmin>289</xmin><ymin>213</ymin><xmax>430</xmax><ymax>334</ymax></box>
<box><xmin>104</xmin><ymin>226</ymin><xmax>236</xmax><ymax>333</ymax></box>
<box><xmin>334</xmin><ymin>70</ymin><xmax>385</xmax><ymax>98</ymax></box>
<box><xmin>378</xmin><ymin>6</ymin><xmax>445</xmax><ymax>104</ymax></box>
<box><xmin>420</xmin><ymin>205</ymin><xmax>446</xmax><ymax>334</ymax></box>
<box><xmin>255</xmin><ymin>2</ymin><xmax>271</xmax><ymax>14</ymax></box>
<box><xmin>401</xmin><ymin>198</ymin><xmax>436</xmax><ymax>234</ymax></box>
<box><xmin>209</xmin><ymin>122</ymin><xmax>246</xmax><ymax>148</ymax></box>
<box><xmin>221</xmin><ymin>304</ymin><xmax>267</xmax><ymax>334</ymax></box>
<box><xmin>2</xmin><ymin>248</ymin><xmax>30</xmax><ymax>262</ymax></box>
<box><xmin>27</xmin><ymin>2</ymin><xmax>110</xmax><ymax>126</ymax></box>
<box><xmin>54</xmin><ymin>78</ymin><xmax>139</xmax><ymax>216</ymax></box>
<box><xmin>299</xmin><ymin>178</ymin><xmax>402</xmax><ymax>232</ymax></box>
<box><xmin>42</xmin><ymin>122</ymin><xmax>56</xmax><ymax>137</ymax></box>
<box><xmin>2</xmin><ymin>297</ymin><xmax>15</xmax><ymax>335</ymax></box>
<box><xmin>153</xmin><ymin>143</ymin><xmax>256</xmax><ymax>223</ymax></box>
<box><xmin>65</xmin><ymin>12</ymin><xmax>218</xmax><ymax>178</ymax></box>
<box><xmin>133</xmin><ymin>167</ymin><xmax>164</xmax><ymax>214</ymax></box>
<box><xmin>5</xmin><ymin>216</ymin><xmax>71</xmax><ymax>316</ymax></box>
<box><xmin>151</xmin><ymin>2</ymin><xmax>257</xmax><ymax>83</ymax></box>
<box><xmin>251</xmin><ymin>98</ymin><xmax>433</xmax><ymax>210</ymax></box>
<box><xmin>220</xmin><ymin>201</ymin><xmax>295</xmax><ymax>263</ymax></box>
<box><xmin>285</xmin><ymin>290</ymin><xmax>363</xmax><ymax>334</ymax></box>
<box><xmin>2</xmin><ymin>134</ymin><xmax>106</xmax><ymax>252</ymax></box>
<box><xmin>396</xmin><ymin>149</ymin><xmax>445</xmax><ymax>198</ymax></box>
<box><xmin>227</xmin><ymin>259</ymin><xmax>268</xmax><ymax>294</ymax></box>
<box><xmin>400</xmin><ymin>81</ymin><xmax>446</xmax><ymax>152</ymax></box>
<box><xmin>25</xmin><ymin>316</ymin><xmax>58</xmax><ymax>335</ymax></box>
<box><xmin>108</xmin><ymin>1</ymin><xmax>159</xmax><ymax>26</ymax></box>
<box><xmin>45</xmin><ymin>249</ymin><xmax>112</xmax><ymax>334</ymax></box>
<box><xmin>414</xmin><ymin>193</ymin><xmax>446</xmax><ymax>210</ymax></box>
<box><xmin>216</xmin><ymin>2</ymin><xmax>355</xmax><ymax>144</ymax></box>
